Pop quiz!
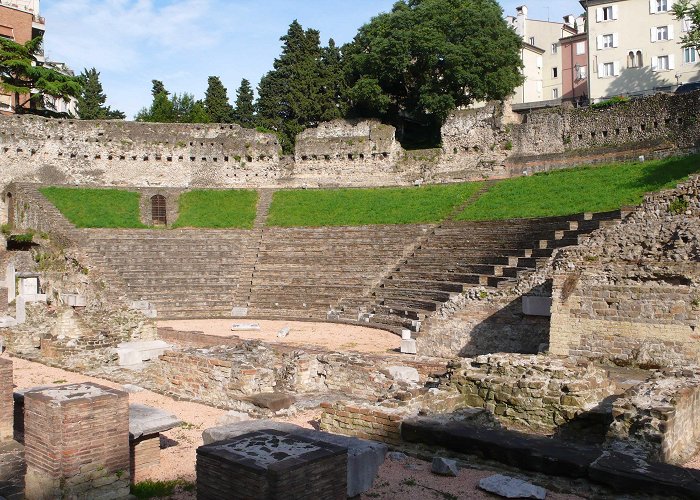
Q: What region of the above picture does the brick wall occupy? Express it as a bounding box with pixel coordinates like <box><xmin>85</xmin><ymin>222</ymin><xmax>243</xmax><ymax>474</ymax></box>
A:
<box><xmin>0</xmin><ymin>7</ymin><xmax>33</xmax><ymax>44</ymax></box>
<box><xmin>0</xmin><ymin>358</ymin><xmax>12</xmax><ymax>442</ymax></box>
<box><xmin>130</xmin><ymin>434</ymin><xmax>161</xmax><ymax>483</ymax></box>
<box><xmin>24</xmin><ymin>383</ymin><xmax>131</xmax><ymax>499</ymax></box>
<box><xmin>319</xmin><ymin>402</ymin><xmax>404</xmax><ymax>446</ymax></box>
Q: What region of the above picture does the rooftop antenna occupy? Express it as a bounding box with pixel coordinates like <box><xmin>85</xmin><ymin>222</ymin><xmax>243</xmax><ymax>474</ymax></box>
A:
<box><xmin>547</xmin><ymin>7</ymin><xmax>550</xmax><ymax>22</ymax></box>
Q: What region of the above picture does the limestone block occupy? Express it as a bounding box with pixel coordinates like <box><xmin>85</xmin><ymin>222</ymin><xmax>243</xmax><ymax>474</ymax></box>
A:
<box><xmin>61</xmin><ymin>293</ymin><xmax>87</xmax><ymax>307</ymax></box>
<box><xmin>231</xmin><ymin>323</ymin><xmax>260</xmax><ymax>332</ymax></box>
<box><xmin>231</xmin><ymin>307</ymin><xmax>249</xmax><ymax>317</ymax></box>
<box><xmin>201</xmin><ymin>420</ymin><xmax>387</xmax><ymax>498</ymax></box>
<box><xmin>276</xmin><ymin>326</ymin><xmax>290</xmax><ymax>338</ymax></box>
<box><xmin>129</xmin><ymin>404</ymin><xmax>181</xmax><ymax>440</ymax></box>
<box><xmin>14</xmin><ymin>296</ymin><xmax>25</xmax><ymax>324</ymax></box>
<box><xmin>401</xmin><ymin>339</ymin><xmax>418</xmax><ymax>354</ymax></box>
<box><xmin>116</xmin><ymin>340</ymin><xmax>171</xmax><ymax>367</ymax></box>
<box><xmin>18</xmin><ymin>277</ymin><xmax>38</xmax><ymax>296</ymax></box>
<box><xmin>431</xmin><ymin>457</ymin><xmax>459</xmax><ymax>477</ymax></box>
<box><xmin>5</xmin><ymin>263</ymin><xmax>14</xmax><ymax>303</ymax></box>
<box><xmin>0</xmin><ymin>317</ymin><xmax>17</xmax><ymax>328</ymax></box>
<box><xmin>478</xmin><ymin>475</ymin><xmax>547</xmax><ymax>499</ymax></box>
<box><xmin>388</xmin><ymin>366</ymin><xmax>420</xmax><ymax>384</ymax></box>
<box><xmin>522</xmin><ymin>296</ymin><xmax>553</xmax><ymax>317</ymax></box>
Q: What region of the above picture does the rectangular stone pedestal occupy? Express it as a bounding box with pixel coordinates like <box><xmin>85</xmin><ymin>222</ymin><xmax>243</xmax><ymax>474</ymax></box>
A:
<box><xmin>0</xmin><ymin>358</ymin><xmax>12</xmax><ymax>442</ymax></box>
<box><xmin>197</xmin><ymin>430</ymin><xmax>347</xmax><ymax>500</ymax></box>
<box><xmin>24</xmin><ymin>383</ymin><xmax>131</xmax><ymax>499</ymax></box>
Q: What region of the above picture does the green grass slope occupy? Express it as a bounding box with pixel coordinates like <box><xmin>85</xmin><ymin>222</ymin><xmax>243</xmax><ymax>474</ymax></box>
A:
<box><xmin>173</xmin><ymin>189</ymin><xmax>258</xmax><ymax>229</ymax></box>
<box><xmin>40</xmin><ymin>187</ymin><xmax>146</xmax><ymax>228</ymax></box>
<box><xmin>267</xmin><ymin>182</ymin><xmax>483</xmax><ymax>227</ymax></box>
<box><xmin>457</xmin><ymin>155</ymin><xmax>700</xmax><ymax>221</ymax></box>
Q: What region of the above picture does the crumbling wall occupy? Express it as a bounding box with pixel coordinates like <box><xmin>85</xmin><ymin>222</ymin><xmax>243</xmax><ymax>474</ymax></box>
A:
<box><xmin>550</xmin><ymin>176</ymin><xmax>700</xmax><ymax>368</ymax></box>
<box><xmin>441</xmin><ymin>354</ymin><xmax>615</xmax><ymax>432</ymax></box>
<box><xmin>607</xmin><ymin>369</ymin><xmax>700</xmax><ymax>464</ymax></box>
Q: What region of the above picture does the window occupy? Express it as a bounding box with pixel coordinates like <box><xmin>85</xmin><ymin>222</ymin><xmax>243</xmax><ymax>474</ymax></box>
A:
<box><xmin>637</xmin><ymin>50</ymin><xmax>643</xmax><ymax>67</ymax></box>
<box><xmin>657</xmin><ymin>55</ymin><xmax>670</xmax><ymax>70</ymax></box>
<box><xmin>683</xmin><ymin>17</ymin><xmax>695</xmax><ymax>32</ymax></box>
<box><xmin>575</xmin><ymin>65</ymin><xmax>587</xmax><ymax>80</ymax></box>
<box><xmin>603</xmin><ymin>62</ymin><xmax>614</xmax><ymax>77</ymax></box>
<box><xmin>529</xmin><ymin>36</ymin><xmax>535</xmax><ymax>45</ymax></box>
<box><xmin>656</xmin><ymin>26</ymin><xmax>669</xmax><ymax>41</ymax></box>
<box><xmin>603</xmin><ymin>34</ymin><xmax>614</xmax><ymax>48</ymax></box>
<box><xmin>598</xmin><ymin>33</ymin><xmax>618</xmax><ymax>50</ymax></box>
<box><xmin>628</xmin><ymin>50</ymin><xmax>643</xmax><ymax>68</ymax></box>
<box><xmin>684</xmin><ymin>47</ymin><xmax>697</xmax><ymax>64</ymax></box>
<box><xmin>602</xmin><ymin>6</ymin><xmax>613</xmax><ymax>20</ymax></box>
<box><xmin>551</xmin><ymin>43</ymin><xmax>558</xmax><ymax>54</ymax></box>
<box><xmin>552</xmin><ymin>88</ymin><xmax>559</xmax><ymax>99</ymax></box>
<box><xmin>576</xmin><ymin>42</ymin><xmax>586</xmax><ymax>55</ymax></box>
<box><xmin>552</xmin><ymin>67</ymin><xmax>558</xmax><ymax>78</ymax></box>
<box><xmin>656</xmin><ymin>0</ymin><xmax>668</xmax><ymax>12</ymax></box>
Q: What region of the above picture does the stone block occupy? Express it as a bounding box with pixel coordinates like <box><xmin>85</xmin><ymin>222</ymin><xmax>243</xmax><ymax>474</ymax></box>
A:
<box><xmin>401</xmin><ymin>339</ymin><xmax>417</xmax><ymax>354</ymax></box>
<box><xmin>5</xmin><ymin>263</ymin><xmax>14</xmax><ymax>303</ymax></box>
<box><xmin>249</xmin><ymin>392</ymin><xmax>295</xmax><ymax>411</ymax></box>
<box><xmin>478</xmin><ymin>474</ymin><xmax>547</xmax><ymax>499</ymax></box>
<box><xmin>202</xmin><ymin>420</ymin><xmax>387</xmax><ymax>498</ymax></box>
<box><xmin>522</xmin><ymin>296</ymin><xmax>553</xmax><ymax>317</ymax></box>
<box><xmin>231</xmin><ymin>307</ymin><xmax>249</xmax><ymax>317</ymax></box>
<box><xmin>61</xmin><ymin>293</ymin><xmax>87</xmax><ymax>307</ymax></box>
<box><xmin>231</xmin><ymin>322</ymin><xmax>260</xmax><ymax>331</ymax></box>
<box><xmin>24</xmin><ymin>383</ymin><xmax>130</xmax><ymax>499</ymax></box>
<box><xmin>388</xmin><ymin>366</ymin><xmax>420</xmax><ymax>384</ymax></box>
<box><xmin>431</xmin><ymin>457</ymin><xmax>459</xmax><ymax>477</ymax></box>
<box><xmin>14</xmin><ymin>296</ymin><xmax>25</xmax><ymax>325</ymax></box>
<box><xmin>116</xmin><ymin>340</ymin><xmax>171</xmax><ymax>367</ymax></box>
<box><xmin>197</xmin><ymin>430</ymin><xmax>347</xmax><ymax>500</ymax></box>
<box><xmin>18</xmin><ymin>277</ymin><xmax>38</xmax><ymax>296</ymax></box>
<box><xmin>129</xmin><ymin>403</ymin><xmax>181</xmax><ymax>440</ymax></box>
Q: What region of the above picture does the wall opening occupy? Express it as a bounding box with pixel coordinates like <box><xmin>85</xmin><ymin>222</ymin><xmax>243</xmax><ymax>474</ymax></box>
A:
<box><xmin>5</xmin><ymin>192</ymin><xmax>13</xmax><ymax>228</ymax></box>
<box><xmin>151</xmin><ymin>195</ymin><xmax>167</xmax><ymax>226</ymax></box>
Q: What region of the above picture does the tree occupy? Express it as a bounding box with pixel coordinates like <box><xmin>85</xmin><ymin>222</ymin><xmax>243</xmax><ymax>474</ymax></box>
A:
<box><xmin>151</xmin><ymin>80</ymin><xmax>168</xmax><ymax>97</ymax></box>
<box><xmin>318</xmin><ymin>39</ymin><xmax>348</xmax><ymax>121</ymax></box>
<box><xmin>77</xmin><ymin>67</ymin><xmax>125</xmax><ymax>120</ymax></box>
<box><xmin>136</xmin><ymin>82</ymin><xmax>210</xmax><ymax>123</ymax></box>
<box><xmin>0</xmin><ymin>36</ymin><xmax>81</xmax><ymax>114</ymax></box>
<box><xmin>256</xmin><ymin>20</ymin><xmax>342</xmax><ymax>152</ymax></box>
<box><xmin>232</xmin><ymin>78</ymin><xmax>255</xmax><ymax>128</ymax></box>
<box><xmin>674</xmin><ymin>1</ymin><xmax>700</xmax><ymax>50</ymax></box>
<box><xmin>345</xmin><ymin>0</ymin><xmax>523</xmax><ymax>130</ymax></box>
<box><xmin>204</xmin><ymin>76</ymin><xmax>234</xmax><ymax>123</ymax></box>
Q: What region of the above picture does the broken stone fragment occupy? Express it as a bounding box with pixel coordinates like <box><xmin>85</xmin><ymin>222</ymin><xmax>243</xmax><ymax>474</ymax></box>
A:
<box><xmin>431</xmin><ymin>457</ymin><xmax>459</xmax><ymax>476</ymax></box>
<box><xmin>478</xmin><ymin>474</ymin><xmax>547</xmax><ymax>499</ymax></box>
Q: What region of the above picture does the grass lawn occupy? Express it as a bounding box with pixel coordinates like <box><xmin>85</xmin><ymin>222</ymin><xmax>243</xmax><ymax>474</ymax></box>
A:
<box><xmin>457</xmin><ymin>155</ymin><xmax>700</xmax><ymax>221</ymax></box>
<box><xmin>40</xmin><ymin>187</ymin><xmax>146</xmax><ymax>228</ymax></box>
<box><xmin>173</xmin><ymin>189</ymin><xmax>258</xmax><ymax>229</ymax></box>
<box><xmin>267</xmin><ymin>182</ymin><xmax>483</xmax><ymax>227</ymax></box>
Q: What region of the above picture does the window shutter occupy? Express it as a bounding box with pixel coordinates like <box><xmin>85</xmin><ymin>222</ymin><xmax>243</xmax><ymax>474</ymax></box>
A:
<box><xmin>612</xmin><ymin>33</ymin><xmax>619</xmax><ymax>47</ymax></box>
<box><xmin>649</xmin><ymin>0</ymin><xmax>656</xmax><ymax>13</ymax></box>
<box><xmin>596</xmin><ymin>8</ymin><xmax>604</xmax><ymax>22</ymax></box>
<box><xmin>613</xmin><ymin>61</ymin><xmax>621</xmax><ymax>76</ymax></box>
<box><xmin>651</xmin><ymin>56</ymin><xmax>658</xmax><ymax>71</ymax></box>
<box><xmin>612</xmin><ymin>5</ymin><xmax>619</xmax><ymax>19</ymax></box>
<box><xmin>597</xmin><ymin>35</ymin><xmax>603</xmax><ymax>49</ymax></box>
<box><xmin>669</xmin><ymin>54</ymin><xmax>675</xmax><ymax>69</ymax></box>
<box><xmin>598</xmin><ymin>63</ymin><xmax>605</xmax><ymax>76</ymax></box>
<box><xmin>668</xmin><ymin>25</ymin><xmax>674</xmax><ymax>39</ymax></box>
<box><xmin>650</xmin><ymin>27</ymin><xmax>656</xmax><ymax>42</ymax></box>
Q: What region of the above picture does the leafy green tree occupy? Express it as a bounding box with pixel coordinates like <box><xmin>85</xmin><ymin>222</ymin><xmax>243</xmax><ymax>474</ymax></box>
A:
<box><xmin>136</xmin><ymin>81</ymin><xmax>174</xmax><ymax>122</ymax></box>
<box><xmin>0</xmin><ymin>36</ymin><xmax>81</xmax><ymax>114</ymax></box>
<box><xmin>674</xmin><ymin>1</ymin><xmax>700</xmax><ymax>50</ymax></box>
<box><xmin>136</xmin><ymin>84</ymin><xmax>210</xmax><ymax>123</ymax></box>
<box><xmin>204</xmin><ymin>76</ymin><xmax>234</xmax><ymax>123</ymax></box>
<box><xmin>345</xmin><ymin>0</ymin><xmax>523</xmax><ymax>129</ymax></box>
<box><xmin>256</xmin><ymin>20</ymin><xmax>343</xmax><ymax>152</ymax></box>
<box><xmin>76</xmin><ymin>67</ymin><xmax>125</xmax><ymax>119</ymax></box>
<box><xmin>232</xmin><ymin>78</ymin><xmax>255</xmax><ymax>128</ymax></box>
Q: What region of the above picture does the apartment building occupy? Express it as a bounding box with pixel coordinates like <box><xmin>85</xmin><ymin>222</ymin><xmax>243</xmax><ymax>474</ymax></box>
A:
<box><xmin>585</xmin><ymin>0</ymin><xmax>700</xmax><ymax>102</ymax></box>
<box><xmin>507</xmin><ymin>6</ymin><xmax>580</xmax><ymax>105</ymax></box>
<box><xmin>560</xmin><ymin>30</ymin><xmax>589</xmax><ymax>104</ymax></box>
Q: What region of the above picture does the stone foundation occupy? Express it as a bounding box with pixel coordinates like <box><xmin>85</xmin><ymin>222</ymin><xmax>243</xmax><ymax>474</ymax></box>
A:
<box><xmin>608</xmin><ymin>370</ymin><xmax>700</xmax><ymax>464</ymax></box>
<box><xmin>23</xmin><ymin>383</ymin><xmax>130</xmax><ymax>499</ymax></box>
<box><xmin>441</xmin><ymin>354</ymin><xmax>615</xmax><ymax>432</ymax></box>
<box><xmin>197</xmin><ymin>430</ymin><xmax>347</xmax><ymax>500</ymax></box>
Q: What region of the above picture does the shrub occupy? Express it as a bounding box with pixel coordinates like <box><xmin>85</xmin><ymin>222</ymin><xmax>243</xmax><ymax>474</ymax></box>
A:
<box><xmin>669</xmin><ymin>197</ymin><xmax>689</xmax><ymax>215</ymax></box>
<box><xmin>590</xmin><ymin>96</ymin><xmax>629</xmax><ymax>110</ymax></box>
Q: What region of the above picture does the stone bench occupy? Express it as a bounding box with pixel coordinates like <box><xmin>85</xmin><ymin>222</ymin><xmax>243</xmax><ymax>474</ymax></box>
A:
<box><xmin>129</xmin><ymin>403</ymin><xmax>181</xmax><ymax>483</ymax></box>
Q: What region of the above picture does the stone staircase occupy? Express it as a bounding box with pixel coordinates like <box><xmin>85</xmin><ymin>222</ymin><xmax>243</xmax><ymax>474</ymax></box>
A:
<box><xmin>336</xmin><ymin>210</ymin><xmax>628</xmax><ymax>332</ymax></box>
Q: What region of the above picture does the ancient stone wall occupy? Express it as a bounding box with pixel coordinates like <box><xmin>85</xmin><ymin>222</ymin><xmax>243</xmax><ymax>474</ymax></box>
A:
<box><xmin>0</xmin><ymin>92</ymin><xmax>696</xmax><ymax>206</ymax></box>
<box><xmin>0</xmin><ymin>358</ymin><xmax>12</xmax><ymax>442</ymax></box>
<box><xmin>441</xmin><ymin>354</ymin><xmax>615</xmax><ymax>432</ymax></box>
<box><xmin>319</xmin><ymin>402</ymin><xmax>404</xmax><ymax>446</ymax></box>
<box><xmin>607</xmin><ymin>369</ymin><xmax>700</xmax><ymax>464</ymax></box>
<box><xmin>550</xmin><ymin>175</ymin><xmax>700</xmax><ymax>368</ymax></box>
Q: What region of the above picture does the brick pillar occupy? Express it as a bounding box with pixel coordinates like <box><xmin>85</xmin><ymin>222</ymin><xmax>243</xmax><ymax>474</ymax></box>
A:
<box><xmin>24</xmin><ymin>383</ymin><xmax>131</xmax><ymax>499</ymax></box>
<box><xmin>0</xmin><ymin>358</ymin><xmax>12</xmax><ymax>442</ymax></box>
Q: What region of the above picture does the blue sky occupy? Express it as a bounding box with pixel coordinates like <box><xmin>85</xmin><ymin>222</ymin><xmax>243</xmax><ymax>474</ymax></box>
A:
<box><xmin>42</xmin><ymin>1</ymin><xmax>582</xmax><ymax>118</ymax></box>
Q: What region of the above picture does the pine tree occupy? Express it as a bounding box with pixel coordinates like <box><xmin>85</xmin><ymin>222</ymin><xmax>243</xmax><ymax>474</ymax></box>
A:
<box><xmin>204</xmin><ymin>76</ymin><xmax>234</xmax><ymax>123</ymax></box>
<box><xmin>256</xmin><ymin>20</ymin><xmax>328</xmax><ymax>152</ymax></box>
<box><xmin>232</xmin><ymin>78</ymin><xmax>255</xmax><ymax>128</ymax></box>
<box><xmin>77</xmin><ymin>68</ymin><xmax>125</xmax><ymax>120</ymax></box>
<box><xmin>319</xmin><ymin>39</ymin><xmax>348</xmax><ymax>121</ymax></box>
<box><xmin>151</xmin><ymin>80</ymin><xmax>168</xmax><ymax>97</ymax></box>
